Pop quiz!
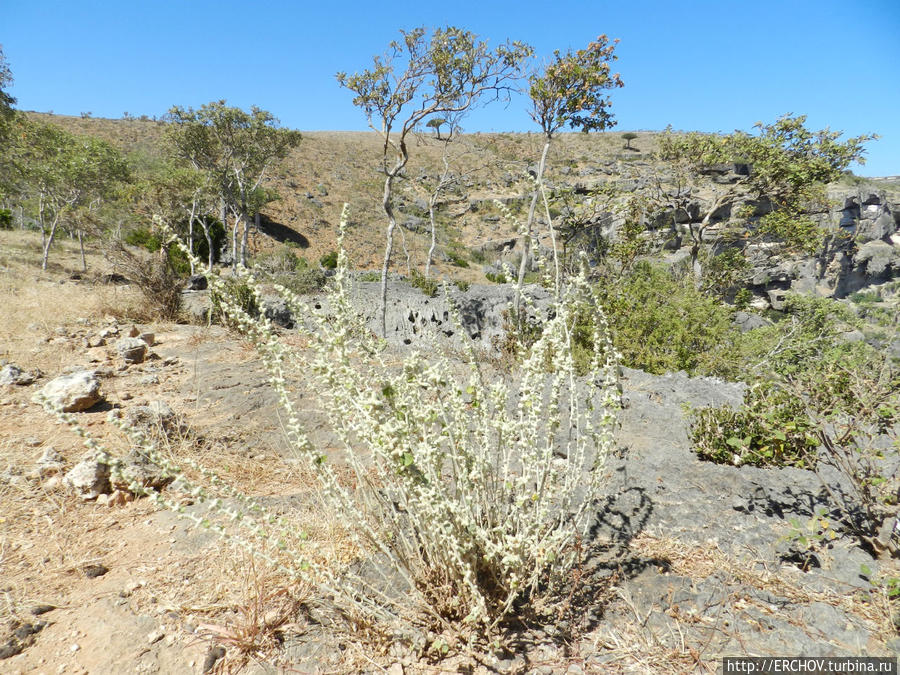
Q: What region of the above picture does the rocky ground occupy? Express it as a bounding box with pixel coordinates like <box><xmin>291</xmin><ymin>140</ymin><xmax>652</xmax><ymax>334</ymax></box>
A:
<box><xmin>1</xmin><ymin>233</ymin><xmax>899</xmax><ymax>674</ymax></box>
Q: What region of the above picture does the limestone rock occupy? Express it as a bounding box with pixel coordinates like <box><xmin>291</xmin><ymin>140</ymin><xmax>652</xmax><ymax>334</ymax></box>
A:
<box><xmin>0</xmin><ymin>364</ymin><xmax>37</xmax><ymax>386</ymax></box>
<box><xmin>122</xmin><ymin>400</ymin><xmax>177</xmax><ymax>434</ymax></box>
<box><xmin>116</xmin><ymin>449</ymin><xmax>173</xmax><ymax>493</ymax></box>
<box><xmin>116</xmin><ymin>337</ymin><xmax>148</xmax><ymax>364</ymax></box>
<box><xmin>63</xmin><ymin>454</ymin><xmax>112</xmax><ymax>499</ymax></box>
<box><xmin>186</xmin><ymin>274</ymin><xmax>208</xmax><ymax>291</ymax></box>
<box><xmin>35</xmin><ymin>370</ymin><xmax>102</xmax><ymax>412</ymax></box>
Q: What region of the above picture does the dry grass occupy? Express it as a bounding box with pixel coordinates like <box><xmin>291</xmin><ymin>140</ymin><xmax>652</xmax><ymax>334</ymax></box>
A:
<box><xmin>25</xmin><ymin>112</ymin><xmax>665</xmax><ymax>281</ymax></box>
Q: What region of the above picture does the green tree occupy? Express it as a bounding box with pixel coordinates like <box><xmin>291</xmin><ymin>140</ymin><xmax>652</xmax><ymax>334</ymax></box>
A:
<box><xmin>16</xmin><ymin>121</ymin><xmax>129</xmax><ymax>270</ymax></box>
<box><xmin>655</xmin><ymin>115</ymin><xmax>875</xmax><ymax>280</ymax></box>
<box><xmin>165</xmin><ymin>101</ymin><xmax>301</xmax><ymax>269</ymax></box>
<box><xmin>337</xmin><ymin>26</ymin><xmax>532</xmax><ymax>336</ymax></box>
<box><xmin>622</xmin><ymin>131</ymin><xmax>638</xmax><ymax>150</ymax></box>
<box><xmin>0</xmin><ymin>45</ymin><xmax>19</xmax><ymax>200</ymax></box>
<box><xmin>516</xmin><ymin>36</ymin><xmax>624</xmax><ymax>304</ymax></box>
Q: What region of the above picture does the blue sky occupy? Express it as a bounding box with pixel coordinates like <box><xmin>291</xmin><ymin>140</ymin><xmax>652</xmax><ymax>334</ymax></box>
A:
<box><xmin>4</xmin><ymin>0</ymin><xmax>899</xmax><ymax>175</ymax></box>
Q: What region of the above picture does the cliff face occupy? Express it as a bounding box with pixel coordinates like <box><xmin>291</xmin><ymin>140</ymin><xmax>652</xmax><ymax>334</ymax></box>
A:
<box><xmin>737</xmin><ymin>185</ymin><xmax>900</xmax><ymax>308</ymax></box>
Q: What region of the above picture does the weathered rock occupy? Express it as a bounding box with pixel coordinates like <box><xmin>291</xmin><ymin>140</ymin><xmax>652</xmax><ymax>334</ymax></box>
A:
<box><xmin>116</xmin><ymin>337</ymin><xmax>148</xmax><ymax>364</ymax></box>
<box><xmin>122</xmin><ymin>400</ymin><xmax>177</xmax><ymax>434</ymax></box>
<box><xmin>36</xmin><ymin>446</ymin><xmax>65</xmax><ymax>477</ymax></box>
<box><xmin>35</xmin><ymin>370</ymin><xmax>102</xmax><ymax>412</ymax></box>
<box><xmin>0</xmin><ymin>364</ymin><xmax>37</xmax><ymax>386</ymax></box>
<box><xmin>187</xmin><ymin>274</ymin><xmax>208</xmax><ymax>291</ymax></box>
<box><xmin>63</xmin><ymin>453</ymin><xmax>112</xmax><ymax>499</ymax></box>
<box><xmin>261</xmin><ymin>294</ymin><xmax>294</xmax><ymax>328</ymax></box>
<box><xmin>733</xmin><ymin>311</ymin><xmax>768</xmax><ymax>332</ymax></box>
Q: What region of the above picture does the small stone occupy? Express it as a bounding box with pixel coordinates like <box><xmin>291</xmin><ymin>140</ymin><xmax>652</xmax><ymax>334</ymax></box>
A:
<box><xmin>120</xmin><ymin>392</ymin><xmax>133</xmax><ymax>401</ymax></box>
<box><xmin>202</xmin><ymin>645</ymin><xmax>226</xmax><ymax>673</ymax></box>
<box><xmin>64</xmin><ymin>455</ymin><xmax>111</xmax><ymax>499</ymax></box>
<box><xmin>83</xmin><ymin>563</ymin><xmax>109</xmax><ymax>578</ymax></box>
<box><xmin>70</xmin><ymin>643</ymin><xmax>80</xmax><ymax>653</ymax></box>
<box><xmin>30</xmin><ymin>605</ymin><xmax>55</xmax><ymax>616</ymax></box>
<box><xmin>35</xmin><ymin>371</ymin><xmax>102</xmax><ymax>412</ymax></box>
<box><xmin>116</xmin><ymin>337</ymin><xmax>148</xmax><ymax>365</ymax></box>
<box><xmin>147</xmin><ymin>629</ymin><xmax>165</xmax><ymax>644</ymax></box>
<box><xmin>128</xmin><ymin>325</ymin><xmax>141</xmax><ymax>338</ymax></box>
<box><xmin>0</xmin><ymin>364</ymin><xmax>36</xmax><ymax>386</ymax></box>
<box><xmin>138</xmin><ymin>332</ymin><xmax>155</xmax><ymax>347</ymax></box>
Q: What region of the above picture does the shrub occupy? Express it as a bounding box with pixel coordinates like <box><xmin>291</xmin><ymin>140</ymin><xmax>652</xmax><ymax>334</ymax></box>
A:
<box><xmin>273</xmin><ymin>268</ymin><xmax>326</xmax><ymax>296</ymax></box>
<box><xmin>597</xmin><ymin>262</ymin><xmax>738</xmax><ymax>375</ymax></box>
<box><xmin>255</xmin><ymin>245</ymin><xmax>304</xmax><ymax>275</ymax></box>
<box><xmin>691</xmin><ymin>383</ymin><xmax>819</xmax><ymax>468</ymax></box>
<box><xmin>157</xmin><ymin>206</ymin><xmax>623</xmax><ymax>639</ymax></box>
<box><xmin>0</xmin><ymin>208</ymin><xmax>12</xmax><ymax>229</ymax></box>
<box><xmin>319</xmin><ymin>250</ymin><xmax>338</xmax><ymax>269</ymax></box>
<box><xmin>408</xmin><ymin>269</ymin><xmax>438</xmax><ymax>297</ymax></box>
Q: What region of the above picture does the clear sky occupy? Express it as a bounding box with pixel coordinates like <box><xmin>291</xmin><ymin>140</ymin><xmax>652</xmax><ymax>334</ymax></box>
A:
<box><xmin>4</xmin><ymin>0</ymin><xmax>899</xmax><ymax>176</ymax></box>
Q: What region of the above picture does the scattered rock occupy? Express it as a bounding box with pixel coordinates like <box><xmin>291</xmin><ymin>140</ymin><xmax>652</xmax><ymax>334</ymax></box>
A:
<box><xmin>37</xmin><ymin>447</ymin><xmax>65</xmax><ymax>477</ymax></box>
<box><xmin>84</xmin><ymin>334</ymin><xmax>106</xmax><ymax>348</ymax></box>
<box><xmin>187</xmin><ymin>274</ymin><xmax>208</xmax><ymax>291</ymax></box>
<box><xmin>116</xmin><ymin>449</ymin><xmax>174</xmax><ymax>493</ymax></box>
<box><xmin>202</xmin><ymin>645</ymin><xmax>226</xmax><ymax>673</ymax></box>
<box><xmin>116</xmin><ymin>337</ymin><xmax>149</xmax><ymax>364</ymax></box>
<box><xmin>83</xmin><ymin>563</ymin><xmax>109</xmax><ymax>578</ymax></box>
<box><xmin>0</xmin><ymin>364</ymin><xmax>37</xmax><ymax>386</ymax></box>
<box><xmin>122</xmin><ymin>400</ymin><xmax>178</xmax><ymax>434</ymax></box>
<box><xmin>63</xmin><ymin>453</ymin><xmax>112</xmax><ymax>499</ymax></box>
<box><xmin>29</xmin><ymin>604</ymin><xmax>55</xmax><ymax>616</ymax></box>
<box><xmin>35</xmin><ymin>370</ymin><xmax>103</xmax><ymax>412</ymax></box>
<box><xmin>138</xmin><ymin>332</ymin><xmax>155</xmax><ymax>347</ymax></box>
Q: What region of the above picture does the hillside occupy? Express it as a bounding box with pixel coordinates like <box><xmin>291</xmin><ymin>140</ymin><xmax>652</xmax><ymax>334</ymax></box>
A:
<box><xmin>25</xmin><ymin>112</ymin><xmax>667</xmax><ymax>275</ymax></box>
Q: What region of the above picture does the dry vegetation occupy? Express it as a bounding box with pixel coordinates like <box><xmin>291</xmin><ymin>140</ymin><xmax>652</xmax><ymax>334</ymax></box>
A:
<box><xmin>26</xmin><ymin>112</ymin><xmax>660</xmax><ymax>277</ymax></box>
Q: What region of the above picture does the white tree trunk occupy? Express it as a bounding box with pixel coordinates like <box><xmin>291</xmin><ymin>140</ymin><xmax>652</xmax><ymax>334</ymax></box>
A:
<box><xmin>515</xmin><ymin>139</ymin><xmax>551</xmax><ymax>313</ymax></box>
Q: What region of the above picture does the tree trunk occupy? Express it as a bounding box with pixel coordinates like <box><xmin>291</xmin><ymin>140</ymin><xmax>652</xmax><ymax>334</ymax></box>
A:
<box><xmin>379</xmin><ymin>173</ymin><xmax>398</xmax><ymax>337</ymax></box>
<box><xmin>515</xmin><ymin>138</ymin><xmax>551</xmax><ymax>314</ymax></box>
<box><xmin>187</xmin><ymin>215</ymin><xmax>195</xmax><ymax>275</ymax></box>
<box><xmin>78</xmin><ymin>230</ymin><xmax>86</xmax><ymax>272</ymax></box>
<box><xmin>41</xmin><ymin>215</ymin><xmax>60</xmax><ymax>271</ymax></box>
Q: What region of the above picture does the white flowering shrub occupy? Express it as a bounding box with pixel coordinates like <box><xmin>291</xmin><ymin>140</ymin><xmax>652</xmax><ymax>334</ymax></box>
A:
<box><xmin>43</xmin><ymin>204</ymin><xmax>621</xmax><ymax>646</ymax></box>
<box><xmin>179</xmin><ymin>205</ymin><xmax>621</xmax><ymax>634</ymax></box>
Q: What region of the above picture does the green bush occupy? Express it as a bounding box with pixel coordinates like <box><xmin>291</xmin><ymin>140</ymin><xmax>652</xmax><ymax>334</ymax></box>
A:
<box><xmin>274</xmin><ymin>268</ymin><xmax>326</xmax><ymax>296</ymax></box>
<box><xmin>255</xmin><ymin>245</ymin><xmax>305</xmax><ymax>274</ymax></box>
<box><xmin>598</xmin><ymin>262</ymin><xmax>738</xmax><ymax>376</ymax></box>
<box><xmin>210</xmin><ymin>277</ymin><xmax>258</xmax><ymax>327</ymax></box>
<box><xmin>691</xmin><ymin>383</ymin><xmax>819</xmax><ymax>468</ymax></box>
<box><xmin>409</xmin><ymin>269</ymin><xmax>439</xmax><ymax>297</ymax></box>
<box><xmin>319</xmin><ymin>250</ymin><xmax>338</xmax><ymax>269</ymax></box>
<box><xmin>0</xmin><ymin>208</ymin><xmax>12</xmax><ymax>230</ymax></box>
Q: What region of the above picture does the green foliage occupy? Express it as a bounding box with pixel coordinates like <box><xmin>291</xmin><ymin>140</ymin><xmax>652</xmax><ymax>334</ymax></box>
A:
<box><xmin>409</xmin><ymin>269</ymin><xmax>439</xmax><ymax>297</ymax></box>
<box><xmin>691</xmin><ymin>383</ymin><xmax>818</xmax><ymax>468</ymax></box>
<box><xmin>254</xmin><ymin>245</ymin><xmax>304</xmax><ymax>274</ymax></box>
<box><xmin>622</xmin><ymin>132</ymin><xmax>638</xmax><ymax>149</ymax></box>
<box><xmin>210</xmin><ymin>277</ymin><xmax>258</xmax><ymax>327</ymax></box>
<box><xmin>319</xmin><ymin>250</ymin><xmax>339</xmax><ymax>270</ymax></box>
<box><xmin>445</xmin><ymin>250</ymin><xmax>469</xmax><ymax>268</ymax></box>
<box><xmin>701</xmin><ymin>247</ymin><xmax>750</xmax><ymax>297</ymax></box>
<box><xmin>485</xmin><ymin>270</ymin><xmax>510</xmax><ymax>284</ymax></box>
<box><xmin>850</xmin><ymin>290</ymin><xmax>883</xmax><ymax>304</ymax></box>
<box><xmin>597</xmin><ymin>262</ymin><xmax>737</xmax><ymax>375</ymax></box>
<box><xmin>529</xmin><ymin>35</ymin><xmax>624</xmax><ymax>136</ymax></box>
<box><xmin>273</xmin><ymin>268</ymin><xmax>326</xmax><ymax>296</ymax></box>
<box><xmin>0</xmin><ymin>208</ymin><xmax>12</xmax><ymax>230</ymax></box>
